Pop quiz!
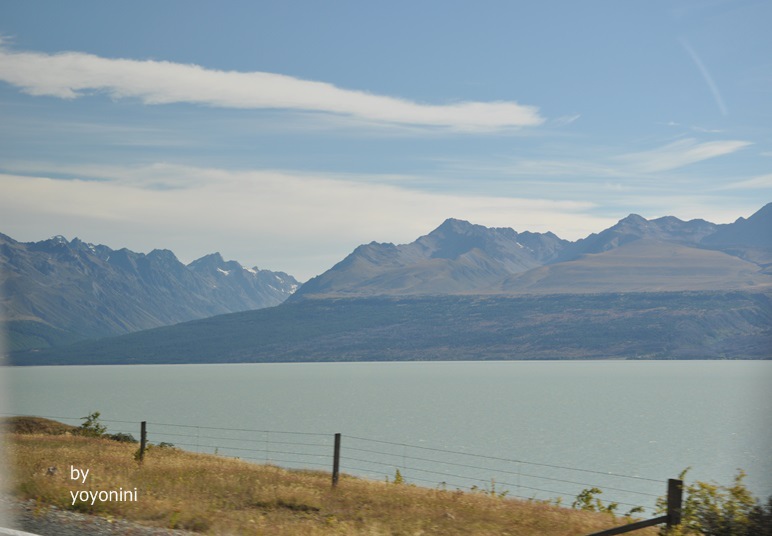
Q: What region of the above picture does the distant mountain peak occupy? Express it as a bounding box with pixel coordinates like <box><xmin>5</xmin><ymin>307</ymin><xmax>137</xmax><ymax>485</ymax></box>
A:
<box><xmin>427</xmin><ymin>219</ymin><xmax>486</xmax><ymax>241</ymax></box>
<box><xmin>436</xmin><ymin>217</ymin><xmax>474</xmax><ymax>230</ymax></box>
<box><xmin>38</xmin><ymin>235</ymin><xmax>71</xmax><ymax>249</ymax></box>
<box><xmin>148</xmin><ymin>249</ymin><xmax>180</xmax><ymax>262</ymax></box>
<box><xmin>616</xmin><ymin>214</ymin><xmax>648</xmax><ymax>227</ymax></box>
<box><xmin>433</xmin><ymin>218</ymin><xmax>515</xmax><ymax>237</ymax></box>
<box><xmin>188</xmin><ymin>252</ymin><xmax>225</xmax><ymax>267</ymax></box>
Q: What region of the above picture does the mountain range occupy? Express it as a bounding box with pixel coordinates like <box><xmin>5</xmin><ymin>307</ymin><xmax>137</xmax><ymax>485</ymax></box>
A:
<box><xmin>292</xmin><ymin>203</ymin><xmax>772</xmax><ymax>299</ymax></box>
<box><xmin>0</xmin><ymin>233</ymin><xmax>299</xmax><ymax>351</ymax></box>
<box><xmin>5</xmin><ymin>202</ymin><xmax>772</xmax><ymax>364</ymax></box>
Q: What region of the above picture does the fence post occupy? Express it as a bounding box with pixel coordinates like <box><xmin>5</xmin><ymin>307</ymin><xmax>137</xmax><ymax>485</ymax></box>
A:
<box><xmin>666</xmin><ymin>478</ymin><xmax>683</xmax><ymax>528</ymax></box>
<box><xmin>332</xmin><ymin>433</ymin><xmax>341</xmax><ymax>488</ymax></box>
<box><xmin>585</xmin><ymin>477</ymin><xmax>683</xmax><ymax>536</ymax></box>
<box><xmin>139</xmin><ymin>421</ymin><xmax>147</xmax><ymax>463</ymax></box>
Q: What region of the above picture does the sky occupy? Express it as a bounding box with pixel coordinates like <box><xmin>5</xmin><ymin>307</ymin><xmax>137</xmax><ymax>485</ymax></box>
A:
<box><xmin>0</xmin><ymin>1</ymin><xmax>770</xmax><ymax>281</ymax></box>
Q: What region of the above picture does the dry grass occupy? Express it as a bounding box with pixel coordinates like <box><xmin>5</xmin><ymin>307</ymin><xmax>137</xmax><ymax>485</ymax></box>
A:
<box><xmin>4</xmin><ymin>431</ymin><xmax>658</xmax><ymax>535</ymax></box>
<box><xmin>2</xmin><ymin>416</ymin><xmax>78</xmax><ymax>435</ymax></box>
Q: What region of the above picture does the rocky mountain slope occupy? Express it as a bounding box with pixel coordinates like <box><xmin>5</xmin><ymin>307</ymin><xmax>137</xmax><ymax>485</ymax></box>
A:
<box><xmin>292</xmin><ymin>203</ymin><xmax>772</xmax><ymax>299</ymax></box>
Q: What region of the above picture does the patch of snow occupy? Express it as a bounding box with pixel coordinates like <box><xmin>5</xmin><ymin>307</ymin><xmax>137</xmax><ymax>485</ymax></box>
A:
<box><xmin>290</xmin><ymin>284</ymin><xmax>298</xmax><ymax>293</ymax></box>
<box><xmin>217</xmin><ymin>268</ymin><xmax>231</xmax><ymax>276</ymax></box>
<box><xmin>244</xmin><ymin>267</ymin><xmax>257</xmax><ymax>274</ymax></box>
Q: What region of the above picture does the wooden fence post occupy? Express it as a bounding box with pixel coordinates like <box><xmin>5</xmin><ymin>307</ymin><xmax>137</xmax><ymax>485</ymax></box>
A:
<box><xmin>667</xmin><ymin>478</ymin><xmax>683</xmax><ymax>528</ymax></box>
<box><xmin>139</xmin><ymin>421</ymin><xmax>147</xmax><ymax>463</ymax></box>
<box><xmin>332</xmin><ymin>433</ymin><xmax>341</xmax><ymax>488</ymax></box>
<box><xmin>585</xmin><ymin>477</ymin><xmax>684</xmax><ymax>535</ymax></box>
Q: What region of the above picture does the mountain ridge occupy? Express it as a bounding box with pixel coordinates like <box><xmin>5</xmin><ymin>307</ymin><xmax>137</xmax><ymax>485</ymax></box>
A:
<box><xmin>292</xmin><ymin>203</ymin><xmax>772</xmax><ymax>300</ymax></box>
<box><xmin>291</xmin><ymin>217</ymin><xmax>570</xmax><ymax>299</ymax></box>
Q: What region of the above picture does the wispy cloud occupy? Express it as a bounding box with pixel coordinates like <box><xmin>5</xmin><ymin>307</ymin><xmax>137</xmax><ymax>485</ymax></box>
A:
<box><xmin>691</xmin><ymin>126</ymin><xmax>723</xmax><ymax>134</ymax></box>
<box><xmin>436</xmin><ymin>138</ymin><xmax>750</xmax><ymax>182</ymax></box>
<box><xmin>552</xmin><ymin>114</ymin><xmax>581</xmax><ymax>126</ymax></box>
<box><xmin>716</xmin><ymin>173</ymin><xmax>772</xmax><ymax>190</ymax></box>
<box><xmin>663</xmin><ymin>120</ymin><xmax>723</xmax><ymax>134</ymax></box>
<box><xmin>617</xmin><ymin>138</ymin><xmax>751</xmax><ymax>172</ymax></box>
<box><xmin>0</xmin><ymin>43</ymin><xmax>544</xmax><ymax>132</ymax></box>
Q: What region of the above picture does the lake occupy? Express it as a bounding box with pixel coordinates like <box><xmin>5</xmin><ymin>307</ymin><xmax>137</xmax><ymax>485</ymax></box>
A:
<box><xmin>2</xmin><ymin>360</ymin><xmax>771</xmax><ymax>514</ymax></box>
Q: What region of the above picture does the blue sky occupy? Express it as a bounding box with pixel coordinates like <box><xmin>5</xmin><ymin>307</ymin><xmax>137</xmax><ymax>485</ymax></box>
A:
<box><xmin>0</xmin><ymin>1</ymin><xmax>770</xmax><ymax>280</ymax></box>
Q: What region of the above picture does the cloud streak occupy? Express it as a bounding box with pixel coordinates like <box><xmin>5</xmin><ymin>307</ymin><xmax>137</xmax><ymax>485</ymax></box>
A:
<box><xmin>680</xmin><ymin>38</ymin><xmax>728</xmax><ymax>117</ymax></box>
<box><xmin>0</xmin><ymin>44</ymin><xmax>544</xmax><ymax>132</ymax></box>
<box><xmin>617</xmin><ymin>138</ymin><xmax>751</xmax><ymax>172</ymax></box>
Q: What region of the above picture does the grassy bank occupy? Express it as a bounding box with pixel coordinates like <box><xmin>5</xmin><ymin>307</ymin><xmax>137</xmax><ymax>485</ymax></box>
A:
<box><xmin>3</xmin><ymin>421</ymin><xmax>656</xmax><ymax>535</ymax></box>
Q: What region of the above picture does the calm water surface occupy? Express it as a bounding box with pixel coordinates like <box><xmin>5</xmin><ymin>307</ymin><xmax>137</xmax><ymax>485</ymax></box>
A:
<box><xmin>3</xmin><ymin>360</ymin><xmax>771</xmax><ymax>513</ymax></box>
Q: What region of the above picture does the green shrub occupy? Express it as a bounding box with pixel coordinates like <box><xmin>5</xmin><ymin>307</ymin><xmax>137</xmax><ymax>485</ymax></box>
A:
<box><xmin>572</xmin><ymin>487</ymin><xmax>619</xmax><ymax>515</ymax></box>
<box><xmin>660</xmin><ymin>469</ymin><xmax>771</xmax><ymax>535</ymax></box>
<box><xmin>76</xmin><ymin>411</ymin><xmax>106</xmax><ymax>438</ymax></box>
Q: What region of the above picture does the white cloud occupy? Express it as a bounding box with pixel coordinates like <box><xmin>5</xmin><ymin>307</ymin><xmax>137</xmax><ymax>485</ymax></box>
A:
<box><xmin>0</xmin><ymin>44</ymin><xmax>544</xmax><ymax>132</ymax></box>
<box><xmin>617</xmin><ymin>138</ymin><xmax>751</xmax><ymax>173</ymax></box>
<box><xmin>0</xmin><ymin>164</ymin><xmax>608</xmax><ymax>280</ymax></box>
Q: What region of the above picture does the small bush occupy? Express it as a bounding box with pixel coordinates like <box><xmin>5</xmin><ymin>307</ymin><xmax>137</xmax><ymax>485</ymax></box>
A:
<box><xmin>76</xmin><ymin>411</ymin><xmax>107</xmax><ymax>438</ymax></box>
<box><xmin>573</xmin><ymin>487</ymin><xmax>619</xmax><ymax>515</ymax></box>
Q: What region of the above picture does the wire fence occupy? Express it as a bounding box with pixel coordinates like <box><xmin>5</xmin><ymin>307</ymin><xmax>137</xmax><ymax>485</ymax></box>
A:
<box><xmin>3</xmin><ymin>412</ymin><xmax>667</xmax><ymax>515</ymax></box>
<box><xmin>340</xmin><ymin>435</ymin><xmax>663</xmax><ymax>514</ymax></box>
<box><xmin>145</xmin><ymin>421</ymin><xmax>334</xmax><ymax>471</ymax></box>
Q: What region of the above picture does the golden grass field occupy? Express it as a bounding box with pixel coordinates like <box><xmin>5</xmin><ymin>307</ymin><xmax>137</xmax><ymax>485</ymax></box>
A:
<box><xmin>2</xmin><ymin>418</ymin><xmax>658</xmax><ymax>535</ymax></box>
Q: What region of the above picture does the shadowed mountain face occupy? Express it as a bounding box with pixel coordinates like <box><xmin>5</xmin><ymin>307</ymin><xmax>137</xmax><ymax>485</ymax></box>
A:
<box><xmin>292</xmin><ymin>203</ymin><xmax>772</xmax><ymax>299</ymax></box>
<box><xmin>501</xmin><ymin>239</ymin><xmax>772</xmax><ymax>294</ymax></box>
<box><xmin>12</xmin><ymin>292</ymin><xmax>772</xmax><ymax>365</ymax></box>
<box><xmin>0</xmin><ymin>234</ymin><xmax>299</xmax><ymax>350</ymax></box>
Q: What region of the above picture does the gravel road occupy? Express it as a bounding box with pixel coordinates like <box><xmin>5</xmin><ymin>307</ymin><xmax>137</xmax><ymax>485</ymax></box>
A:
<box><xmin>0</xmin><ymin>497</ymin><xmax>196</xmax><ymax>536</ymax></box>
